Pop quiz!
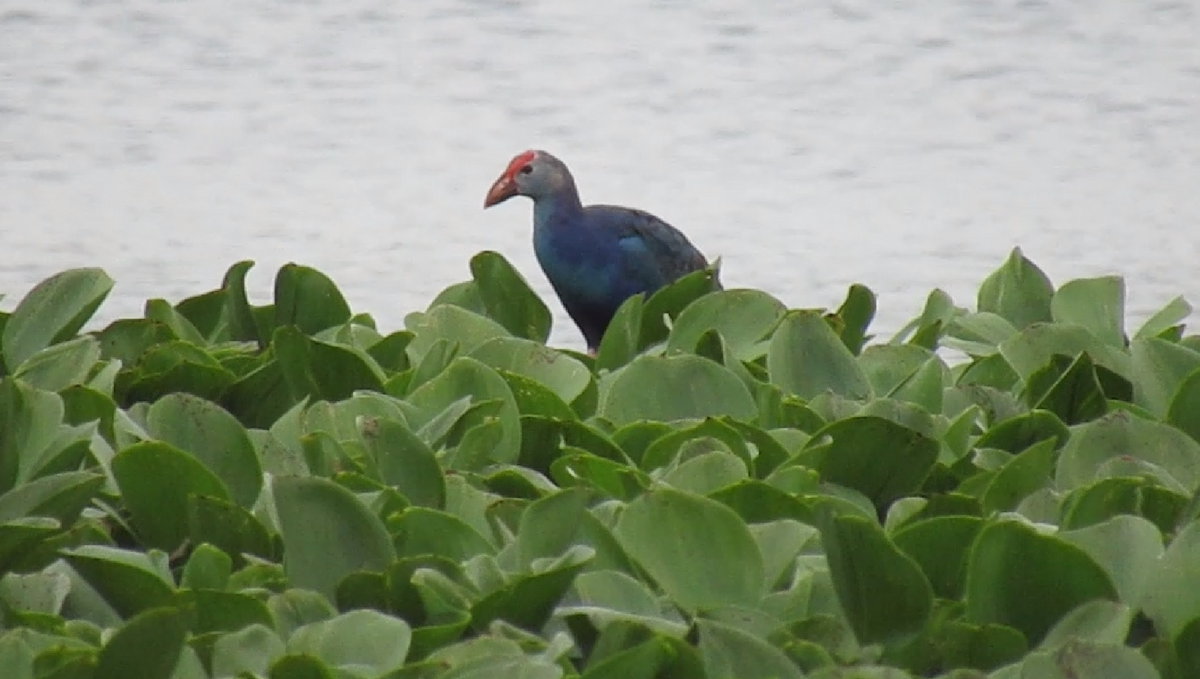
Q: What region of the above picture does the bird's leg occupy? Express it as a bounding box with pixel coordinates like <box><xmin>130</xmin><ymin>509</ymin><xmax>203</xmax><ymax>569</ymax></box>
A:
<box><xmin>587</xmin><ymin>346</ymin><xmax>597</xmax><ymax>358</ymax></box>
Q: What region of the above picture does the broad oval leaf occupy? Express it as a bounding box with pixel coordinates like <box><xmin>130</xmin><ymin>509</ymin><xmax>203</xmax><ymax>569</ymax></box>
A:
<box><xmin>286</xmin><ymin>609</ymin><xmax>411</xmax><ymax>676</ymax></box>
<box><xmin>146</xmin><ymin>393</ymin><xmax>263</xmax><ymax>508</ymax></box>
<box><xmin>1056</xmin><ymin>410</ymin><xmax>1200</xmax><ymax>494</ymax></box>
<box><xmin>272</xmin><ymin>476</ymin><xmax>396</xmax><ymax>601</ymax></box>
<box><xmin>469</xmin><ymin>250</ymin><xmax>552</xmax><ymax>343</ymax></box>
<box><xmin>93</xmin><ymin>606</ymin><xmax>186</xmax><ymax>679</ymax></box>
<box><xmin>597</xmin><ymin>355</ymin><xmax>757</xmax><ymax>425</ymax></box>
<box><xmin>666</xmin><ymin>289</ymin><xmax>786</xmax><ymax>359</ymax></box>
<box><xmin>1050</xmin><ymin>275</ymin><xmax>1126</xmax><ymax>347</ymax></box>
<box><xmin>977</xmin><ymin>247</ymin><xmax>1054</xmax><ymax>330</ymax></box>
<box><xmin>615</xmin><ymin>487</ymin><xmax>764</xmax><ymax>614</ymax></box>
<box><xmin>2</xmin><ymin>268</ymin><xmax>113</xmax><ymax>371</ymax></box>
<box><xmin>470</xmin><ymin>337</ymin><xmax>591</xmax><ymax>405</ymax></box>
<box><xmin>768</xmin><ymin>311</ymin><xmax>871</xmax><ymax>400</ymax></box>
<box><xmin>273</xmin><ymin>263</ymin><xmax>352</xmax><ymax>336</ymax></box>
<box><xmin>965</xmin><ymin>519</ymin><xmax>1117</xmax><ymax>644</ymax></box>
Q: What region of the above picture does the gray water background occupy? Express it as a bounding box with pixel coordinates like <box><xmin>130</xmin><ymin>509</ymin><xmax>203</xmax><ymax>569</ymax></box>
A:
<box><xmin>3</xmin><ymin>0</ymin><xmax>1199</xmax><ymax>350</ymax></box>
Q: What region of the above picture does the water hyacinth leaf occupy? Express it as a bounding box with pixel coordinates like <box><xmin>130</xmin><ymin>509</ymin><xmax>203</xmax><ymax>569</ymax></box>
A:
<box><xmin>666</xmin><ymin>289</ymin><xmax>786</xmax><ymax>359</ymax></box>
<box><xmin>95</xmin><ymin>318</ymin><xmax>175</xmax><ymax>366</ymax></box>
<box><xmin>974</xmin><ymin>409</ymin><xmax>1069</xmax><ymax>454</ymax></box>
<box><xmin>118</xmin><ymin>340</ymin><xmax>238</xmax><ymax>404</ymax></box>
<box><xmin>273</xmin><ymin>263</ymin><xmax>352</xmax><ymax>336</ymax></box>
<box><xmin>498</xmin><ymin>370</ymin><xmax>577</xmax><ymax>420</ymax></box>
<box><xmin>998</xmin><ymin>323</ymin><xmax>1131</xmax><ymax>383</ymax></box>
<box><xmin>211</xmin><ymin>624</ymin><xmax>286</xmax><ymax>679</ymax></box>
<box><xmin>1130</xmin><ymin>337</ymin><xmax>1200</xmax><ymax>418</ymax></box>
<box><xmin>769</xmin><ymin>311</ymin><xmax>872</xmax><ymax>401</ymax></box>
<box><xmin>858</xmin><ymin>345</ymin><xmax>936</xmax><ymax>397</ymax></box>
<box><xmin>551</xmin><ymin>451</ymin><xmax>649</xmax><ymax>501</ymax></box>
<box><xmin>12</xmin><ymin>336</ymin><xmax>102</xmax><ymax>392</ymax></box>
<box><xmin>220</xmin><ymin>358</ymin><xmax>295</xmax><ymax>429</ymax></box>
<box><xmin>965</xmin><ymin>519</ymin><xmax>1117</xmax><ymax>644</ymax></box>
<box><xmin>0</xmin><ymin>571</ymin><xmax>71</xmax><ymax>615</ymax></box>
<box><xmin>595</xmin><ymin>293</ymin><xmax>644</xmax><ymax>372</ymax></box>
<box><xmin>1038</xmin><ymin>600</ymin><xmax>1135</xmax><ymax>650</ymax></box>
<box><xmin>0</xmin><ymin>470</ymin><xmax>105</xmax><ymax>526</ymax></box>
<box><xmin>286</xmin><ymin>609</ymin><xmax>411</xmax><ymax>676</ymax></box>
<box><xmin>470</xmin><ymin>337</ymin><xmax>591</xmax><ymax>404</ymax></box>
<box><xmin>638</xmin><ymin>262</ymin><xmax>722</xmax><ymax>349</ymax></box>
<box><xmin>1168</xmin><ymin>367</ymin><xmax>1200</xmax><ymax>444</ymax></box>
<box><xmin>222</xmin><ymin>260</ymin><xmax>263</xmax><ymax>345</ymax></box>
<box><xmin>111</xmin><ymin>441</ymin><xmax>232</xmax><ymax>551</ymax></box>
<box><xmin>1058</xmin><ymin>515</ymin><xmax>1163</xmax><ymax>605</ymax></box>
<box><xmin>981</xmin><ymin>438</ymin><xmax>1057</xmax><ymax>514</ymax></box>
<box><xmin>61</xmin><ymin>545</ymin><xmax>176</xmax><ymax>618</ymax></box>
<box><xmin>1022</xmin><ymin>352</ymin><xmax>1107</xmax><ymax>424</ymax></box>
<box><xmin>0</xmin><ymin>379</ymin><xmax>63</xmax><ymax>494</ymax></box>
<box><xmin>0</xmin><ymin>518</ymin><xmax>60</xmax><ymax>573</ymax></box>
<box><xmin>820</xmin><ymin>513</ymin><xmax>933</xmax><ymax>646</ymax></box>
<box><xmin>661</xmin><ymin>450</ymin><xmax>749</xmax><ymax>495</ymax></box>
<box><xmin>272</xmin><ymin>476</ymin><xmax>396</xmax><ymax>601</ymax></box>
<box><xmin>393</xmin><ymin>506</ymin><xmax>495</xmax><ymax>561</ymax></box>
<box><xmin>407</xmin><ymin>357</ymin><xmax>521</xmax><ymax>464</ymax></box>
<box><xmin>1050</xmin><ymin>275</ymin><xmax>1126</xmax><ymax>347</ymax></box>
<box><xmin>93</xmin><ymin>606</ymin><xmax>186</xmax><ymax>679</ymax></box>
<box><xmin>892</xmin><ymin>516</ymin><xmax>983</xmax><ymax>601</ymax></box>
<box><xmin>406</xmin><ymin>305</ymin><xmax>511</xmax><ymax>365</ymax></box>
<box><xmin>269</xmin><ymin>654</ymin><xmax>337</xmax><ymax>679</ymax></box>
<box><xmin>1056</xmin><ymin>411</ymin><xmax>1200</xmax><ymax>494</ymax></box>
<box><xmin>144</xmin><ymin>298</ymin><xmax>206</xmax><ymax>347</ymax></box>
<box><xmin>145</xmin><ymin>393</ymin><xmax>262</xmax><ymax>508</ymax></box>
<box><xmin>597</xmin><ymin>355</ymin><xmax>757</xmax><ymax>425</ymax></box>
<box><xmin>181</xmin><ymin>543</ymin><xmax>232</xmax><ymax>591</ymax></box>
<box><xmin>977</xmin><ymin>247</ymin><xmax>1054</xmax><ymax>330</ymax></box>
<box><xmin>1134</xmin><ymin>295</ymin><xmax>1193</xmax><ymax>340</ymax></box>
<box><xmin>1140</xmin><ymin>521</ymin><xmax>1200</xmax><ymax>639</ymax></box>
<box><xmin>361</xmin><ymin>416</ymin><xmax>445</xmax><ymax>509</ymax></box>
<box><xmin>2</xmin><ymin>268</ymin><xmax>113</xmax><ymax>372</ymax></box>
<box><xmin>274</xmin><ymin>326</ymin><xmax>386</xmax><ymax>401</ymax></box>
<box><xmin>579</xmin><ymin>637</ymin><xmax>674</xmax><ymax>679</ymax></box>
<box><xmin>696</xmin><ymin>618</ymin><xmax>806</xmax><ymax>679</ymax></box>
<box><xmin>615</xmin><ymin>487</ymin><xmax>764</xmax><ymax>614</ymax></box>
<box><xmin>808</xmin><ymin>416</ymin><xmax>938</xmax><ymax>510</ymax></box>
<box><xmin>469</xmin><ymin>250</ymin><xmax>552</xmax><ymax>343</ymax></box>
<box><xmin>1007</xmin><ymin>639</ymin><xmax>1161</xmax><ymax>679</ymax></box>
<box><xmin>836</xmin><ymin>283</ymin><xmax>876</xmax><ymax>355</ymax></box>
<box><xmin>471</xmin><ymin>548</ymin><xmax>592</xmax><ymax>631</ymax></box>
<box><xmin>0</xmin><ymin>632</ymin><xmax>34</xmax><ymax>679</ymax></box>
<box><xmin>515</xmin><ymin>486</ymin><xmax>590</xmax><ymax>568</ymax></box>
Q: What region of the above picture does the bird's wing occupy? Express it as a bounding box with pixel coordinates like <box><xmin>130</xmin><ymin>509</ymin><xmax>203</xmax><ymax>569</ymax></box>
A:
<box><xmin>587</xmin><ymin>205</ymin><xmax>709</xmax><ymax>286</ymax></box>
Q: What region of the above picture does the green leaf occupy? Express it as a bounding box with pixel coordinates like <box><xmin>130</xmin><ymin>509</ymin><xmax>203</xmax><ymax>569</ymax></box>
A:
<box><xmin>981</xmin><ymin>438</ymin><xmax>1057</xmax><ymax>514</ymax></box>
<box><xmin>118</xmin><ymin>340</ymin><xmax>238</xmax><ymax>403</ymax></box>
<box><xmin>1130</xmin><ymin>337</ymin><xmax>1200</xmax><ymax>418</ymax></box>
<box><xmin>272</xmin><ymin>476</ymin><xmax>396</xmax><ymax>601</ymax></box>
<box><xmin>212</xmin><ymin>624</ymin><xmax>286</xmax><ymax>678</ymax></box>
<box><xmin>615</xmin><ymin>487</ymin><xmax>764</xmax><ymax>614</ymax></box>
<box><xmin>998</xmin><ymin>323</ymin><xmax>1131</xmax><ymax>383</ymax></box>
<box><xmin>965</xmin><ymin>519</ymin><xmax>1118</xmax><ymax>644</ymax></box>
<box><xmin>1140</xmin><ymin>520</ymin><xmax>1200</xmax><ymax>639</ymax></box>
<box><xmin>1134</xmin><ymin>296</ymin><xmax>1193</xmax><ymax>340</ymax></box>
<box><xmin>470</xmin><ymin>337</ymin><xmax>591</xmax><ymax>405</ymax></box>
<box><xmin>666</xmin><ymin>289</ymin><xmax>786</xmax><ymax>359</ymax></box>
<box><xmin>638</xmin><ymin>262</ymin><xmax>723</xmax><ymax>349</ymax></box>
<box><xmin>361</xmin><ymin>416</ymin><xmax>445</xmax><ymax>508</ymax></box>
<box><xmin>821</xmin><ymin>513</ymin><xmax>933</xmax><ymax>646</ymax></box>
<box><xmin>12</xmin><ymin>336</ymin><xmax>102</xmax><ymax>392</ymax></box>
<box><xmin>697</xmin><ymin>618</ymin><xmax>805</xmax><ymax>679</ymax></box>
<box><xmin>145</xmin><ymin>393</ymin><xmax>263</xmax><ymax>508</ymax></box>
<box><xmin>93</xmin><ymin>607</ymin><xmax>186</xmax><ymax>679</ymax></box>
<box><xmin>2</xmin><ymin>268</ymin><xmax>113</xmax><ymax>371</ymax></box>
<box><xmin>274</xmin><ymin>326</ymin><xmax>386</xmax><ymax>400</ymax></box>
<box><xmin>1051</xmin><ymin>275</ymin><xmax>1126</xmax><ymax>347</ymax></box>
<box><xmin>515</xmin><ymin>487</ymin><xmax>590</xmax><ymax>568</ymax></box>
<box><xmin>112</xmin><ymin>441</ymin><xmax>232</xmax><ymax>551</ymax></box>
<box><xmin>469</xmin><ymin>250</ymin><xmax>552</xmax><ymax>343</ymax></box>
<box><xmin>0</xmin><ymin>470</ymin><xmax>104</xmax><ymax>526</ymax></box>
<box><xmin>0</xmin><ymin>379</ymin><xmax>63</xmax><ymax>494</ymax></box>
<box><xmin>893</xmin><ymin>515</ymin><xmax>983</xmax><ymax>600</ymax></box>
<box><xmin>274</xmin><ymin>264</ymin><xmax>352</xmax><ymax>335</ymax></box>
<box><xmin>187</xmin><ymin>494</ymin><xmax>275</xmax><ymax>564</ymax></box>
<box><xmin>597</xmin><ymin>355</ymin><xmax>757</xmax><ymax>425</ymax></box>
<box><xmin>62</xmin><ymin>545</ymin><xmax>176</xmax><ymax>618</ymax></box>
<box><xmin>1056</xmin><ymin>411</ymin><xmax>1200</xmax><ymax>494</ymax></box>
<box><xmin>977</xmin><ymin>247</ymin><xmax>1054</xmax><ymax>330</ymax></box>
<box><xmin>808</xmin><ymin>416</ymin><xmax>938</xmax><ymax>510</ymax></box>
<box><xmin>1168</xmin><ymin>367</ymin><xmax>1200</xmax><ymax>444</ymax></box>
<box><xmin>1058</xmin><ymin>515</ymin><xmax>1162</xmax><ymax>605</ymax></box>
<box><xmin>768</xmin><ymin>311</ymin><xmax>872</xmax><ymax>400</ymax></box>
<box><xmin>471</xmin><ymin>547</ymin><xmax>591</xmax><ymax>631</ymax></box>
<box><xmin>406</xmin><ymin>305</ymin><xmax>511</xmax><ymax>364</ymax></box>
<box><xmin>286</xmin><ymin>609</ymin><xmax>411</xmax><ymax>676</ymax></box>
<box><xmin>836</xmin><ymin>284</ymin><xmax>877</xmax><ymax>355</ymax></box>
<box><xmin>595</xmin><ymin>294</ymin><xmax>644</xmax><ymax>372</ymax></box>
<box><xmin>406</xmin><ymin>357</ymin><xmax>521</xmax><ymax>465</ymax></box>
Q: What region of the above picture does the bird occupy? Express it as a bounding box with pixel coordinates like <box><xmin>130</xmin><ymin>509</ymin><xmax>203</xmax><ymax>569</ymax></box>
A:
<box><xmin>483</xmin><ymin>149</ymin><xmax>718</xmax><ymax>356</ymax></box>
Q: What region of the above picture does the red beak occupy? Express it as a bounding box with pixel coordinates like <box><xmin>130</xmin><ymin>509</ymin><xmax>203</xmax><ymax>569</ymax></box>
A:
<box><xmin>484</xmin><ymin>173</ymin><xmax>518</xmax><ymax>208</ymax></box>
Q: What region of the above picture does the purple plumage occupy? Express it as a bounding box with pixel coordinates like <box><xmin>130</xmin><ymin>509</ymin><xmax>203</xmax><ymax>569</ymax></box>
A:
<box><xmin>484</xmin><ymin>149</ymin><xmax>716</xmax><ymax>354</ymax></box>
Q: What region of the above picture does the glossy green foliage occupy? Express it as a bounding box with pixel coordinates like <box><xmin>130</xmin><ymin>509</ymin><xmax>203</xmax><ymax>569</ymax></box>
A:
<box><xmin>0</xmin><ymin>248</ymin><xmax>1196</xmax><ymax>678</ymax></box>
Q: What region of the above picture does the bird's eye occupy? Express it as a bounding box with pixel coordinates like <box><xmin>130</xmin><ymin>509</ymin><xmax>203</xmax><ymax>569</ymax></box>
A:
<box><xmin>519</xmin><ymin>165</ymin><xmax>534</xmax><ymax>175</ymax></box>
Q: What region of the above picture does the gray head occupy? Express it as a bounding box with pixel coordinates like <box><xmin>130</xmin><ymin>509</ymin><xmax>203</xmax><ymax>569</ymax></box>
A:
<box><xmin>483</xmin><ymin>149</ymin><xmax>577</xmax><ymax>207</ymax></box>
